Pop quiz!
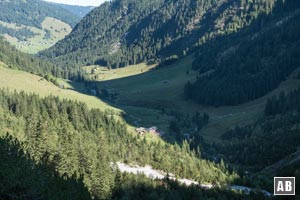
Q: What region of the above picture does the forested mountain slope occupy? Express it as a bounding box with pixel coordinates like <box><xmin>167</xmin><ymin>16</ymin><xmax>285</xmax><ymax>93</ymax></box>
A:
<box><xmin>0</xmin><ymin>0</ymin><xmax>79</xmax><ymax>53</ymax></box>
<box><xmin>0</xmin><ymin>136</ymin><xmax>91</xmax><ymax>199</ymax></box>
<box><xmin>217</xmin><ymin>87</ymin><xmax>300</xmax><ymax>170</ymax></box>
<box><xmin>41</xmin><ymin>0</ymin><xmax>279</xmax><ymax>68</ymax></box>
<box><xmin>0</xmin><ymin>0</ymin><xmax>78</xmax><ymax>28</ymax></box>
<box><xmin>0</xmin><ymin>89</ymin><xmax>240</xmax><ymax>199</ymax></box>
<box><xmin>0</xmin><ymin>37</ymin><xmax>83</xmax><ymax>80</ymax></box>
<box><xmin>185</xmin><ymin>0</ymin><xmax>300</xmax><ymax>106</ymax></box>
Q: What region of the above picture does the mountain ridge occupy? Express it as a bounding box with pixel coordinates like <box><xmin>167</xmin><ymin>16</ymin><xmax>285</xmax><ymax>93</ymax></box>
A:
<box><xmin>0</xmin><ymin>0</ymin><xmax>80</xmax><ymax>53</ymax></box>
<box><xmin>40</xmin><ymin>0</ymin><xmax>279</xmax><ymax>68</ymax></box>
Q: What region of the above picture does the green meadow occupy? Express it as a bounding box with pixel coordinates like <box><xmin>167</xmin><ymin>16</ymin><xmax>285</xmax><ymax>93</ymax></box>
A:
<box><xmin>90</xmin><ymin>56</ymin><xmax>300</xmax><ymax>142</ymax></box>
<box><xmin>1</xmin><ymin>54</ymin><xmax>299</xmax><ymax>143</ymax></box>
<box><xmin>0</xmin><ymin>17</ymin><xmax>71</xmax><ymax>54</ymax></box>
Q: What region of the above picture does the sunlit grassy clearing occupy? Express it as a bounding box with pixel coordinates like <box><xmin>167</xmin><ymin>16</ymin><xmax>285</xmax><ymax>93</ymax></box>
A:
<box><xmin>0</xmin><ymin>17</ymin><xmax>71</xmax><ymax>54</ymax></box>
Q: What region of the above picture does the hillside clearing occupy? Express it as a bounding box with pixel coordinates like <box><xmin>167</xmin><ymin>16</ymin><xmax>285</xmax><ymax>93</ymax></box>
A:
<box><xmin>89</xmin><ymin>56</ymin><xmax>300</xmax><ymax>143</ymax></box>
<box><xmin>0</xmin><ymin>63</ymin><xmax>119</xmax><ymax>112</ymax></box>
<box><xmin>0</xmin><ymin>17</ymin><xmax>71</xmax><ymax>54</ymax></box>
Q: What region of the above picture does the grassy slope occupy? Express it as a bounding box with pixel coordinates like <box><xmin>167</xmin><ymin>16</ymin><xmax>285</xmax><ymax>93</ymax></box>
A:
<box><xmin>0</xmin><ymin>61</ymin><xmax>167</xmax><ymax>142</ymax></box>
<box><xmin>83</xmin><ymin>63</ymin><xmax>156</xmax><ymax>81</ymax></box>
<box><xmin>91</xmin><ymin>56</ymin><xmax>300</xmax><ymax>143</ymax></box>
<box><xmin>0</xmin><ymin>62</ymin><xmax>118</xmax><ymax>112</ymax></box>
<box><xmin>0</xmin><ymin>17</ymin><xmax>71</xmax><ymax>54</ymax></box>
<box><xmin>0</xmin><ymin>62</ymin><xmax>163</xmax><ymax>143</ymax></box>
<box><xmin>1</xmin><ymin>53</ymin><xmax>298</xmax><ymax>143</ymax></box>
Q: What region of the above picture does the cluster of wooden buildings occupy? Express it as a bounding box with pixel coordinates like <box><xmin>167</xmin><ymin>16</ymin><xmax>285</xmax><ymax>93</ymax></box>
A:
<box><xmin>135</xmin><ymin>126</ymin><xmax>164</xmax><ymax>136</ymax></box>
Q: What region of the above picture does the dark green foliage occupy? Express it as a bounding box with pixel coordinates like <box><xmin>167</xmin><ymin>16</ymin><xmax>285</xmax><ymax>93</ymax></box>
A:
<box><xmin>0</xmin><ymin>134</ymin><xmax>266</xmax><ymax>200</ymax></box>
<box><xmin>185</xmin><ymin>0</ymin><xmax>300</xmax><ymax>106</ymax></box>
<box><xmin>43</xmin><ymin>29</ymin><xmax>51</xmax><ymax>40</ymax></box>
<box><xmin>221</xmin><ymin>125</ymin><xmax>253</xmax><ymax>141</ymax></box>
<box><xmin>265</xmin><ymin>90</ymin><xmax>300</xmax><ymax>115</ymax></box>
<box><xmin>41</xmin><ymin>0</ymin><xmax>280</xmax><ymax>69</ymax></box>
<box><xmin>169</xmin><ymin>111</ymin><xmax>209</xmax><ymax>143</ymax></box>
<box><xmin>215</xmin><ymin>88</ymin><xmax>300</xmax><ymax>170</ymax></box>
<box><xmin>0</xmin><ymin>89</ymin><xmax>238</xmax><ymax>199</ymax></box>
<box><xmin>112</xmin><ymin>173</ymin><xmax>269</xmax><ymax>200</ymax></box>
<box><xmin>0</xmin><ymin>37</ymin><xmax>84</xmax><ymax>81</ymax></box>
<box><xmin>157</xmin><ymin>55</ymin><xmax>179</xmax><ymax>69</ymax></box>
<box><xmin>297</xmin><ymin>71</ymin><xmax>300</xmax><ymax>79</ymax></box>
<box><xmin>275</xmin><ymin>162</ymin><xmax>300</xmax><ymax>199</ymax></box>
<box><xmin>0</xmin><ymin>0</ymin><xmax>79</xmax><ymax>28</ymax></box>
<box><xmin>0</xmin><ymin>136</ymin><xmax>91</xmax><ymax>200</ymax></box>
<box><xmin>0</xmin><ymin>25</ymin><xmax>37</xmax><ymax>41</ymax></box>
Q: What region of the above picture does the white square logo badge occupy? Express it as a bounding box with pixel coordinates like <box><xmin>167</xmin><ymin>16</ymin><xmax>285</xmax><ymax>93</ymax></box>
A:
<box><xmin>274</xmin><ymin>177</ymin><xmax>295</xmax><ymax>195</ymax></box>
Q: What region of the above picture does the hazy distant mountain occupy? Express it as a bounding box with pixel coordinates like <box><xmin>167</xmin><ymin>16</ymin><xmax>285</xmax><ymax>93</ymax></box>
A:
<box><xmin>0</xmin><ymin>0</ymin><xmax>80</xmax><ymax>53</ymax></box>
<box><xmin>0</xmin><ymin>0</ymin><xmax>79</xmax><ymax>28</ymax></box>
<box><xmin>53</xmin><ymin>3</ymin><xmax>94</xmax><ymax>18</ymax></box>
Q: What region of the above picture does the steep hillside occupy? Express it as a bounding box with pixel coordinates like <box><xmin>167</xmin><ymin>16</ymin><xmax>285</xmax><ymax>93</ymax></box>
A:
<box><xmin>41</xmin><ymin>0</ymin><xmax>279</xmax><ymax>68</ymax></box>
<box><xmin>0</xmin><ymin>37</ymin><xmax>83</xmax><ymax>80</ymax></box>
<box><xmin>0</xmin><ymin>136</ymin><xmax>91</xmax><ymax>200</ymax></box>
<box><xmin>0</xmin><ymin>88</ymin><xmax>242</xmax><ymax>199</ymax></box>
<box><xmin>0</xmin><ymin>37</ymin><xmax>59</xmax><ymax>75</ymax></box>
<box><xmin>185</xmin><ymin>0</ymin><xmax>300</xmax><ymax>106</ymax></box>
<box><xmin>222</xmin><ymin>87</ymin><xmax>300</xmax><ymax>167</ymax></box>
<box><xmin>0</xmin><ymin>0</ymin><xmax>79</xmax><ymax>53</ymax></box>
<box><xmin>0</xmin><ymin>63</ymin><xmax>118</xmax><ymax>112</ymax></box>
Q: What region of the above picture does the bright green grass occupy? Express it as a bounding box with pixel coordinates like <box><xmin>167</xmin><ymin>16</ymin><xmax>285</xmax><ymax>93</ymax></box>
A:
<box><xmin>1</xmin><ymin>51</ymin><xmax>299</xmax><ymax>144</ymax></box>
<box><xmin>83</xmin><ymin>63</ymin><xmax>156</xmax><ymax>81</ymax></box>
<box><xmin>92</xmin><ymin>56</ymin><xmax>300</xmax><ymax>143</ymax></box>
<box><xmin>96</xmin><ymin>55</ymin><xmax>196</xmax><ymax>105</ymax></box>
<box><xmin>0</xmin><ymin>62</ymin><xmax>166</xmax><ymax>144</ymax></box>
<box><xmin>0</xmin><ymin>62</ymin><xmax>119</xmax><ymax>112</ymax></box>
<box><xmin>0</xmin><ymin>17</ymin><xmax>71</xmax><ymax>54</ymax></box>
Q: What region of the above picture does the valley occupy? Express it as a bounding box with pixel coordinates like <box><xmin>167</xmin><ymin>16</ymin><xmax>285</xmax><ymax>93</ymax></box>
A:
<box><xmin>0</xmin><ymin>0</ymin><xmax>300</xmax><ymax>199</ymax></box>
<box><xmin>83</xmin><ymin>56</ymin><xmax>300</xmax><ymax>143</ymax></box>
<box><xmin>4</xmin><ymin>54</ymin><xmax>298</xmax><ymax>144</ymax></box>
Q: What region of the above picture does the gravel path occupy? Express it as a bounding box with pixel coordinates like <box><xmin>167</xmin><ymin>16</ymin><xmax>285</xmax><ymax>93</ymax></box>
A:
<box><xmin>114</xmin><ymin>162</ymin><xmax>273</xmax><ymax>196</ymax></box>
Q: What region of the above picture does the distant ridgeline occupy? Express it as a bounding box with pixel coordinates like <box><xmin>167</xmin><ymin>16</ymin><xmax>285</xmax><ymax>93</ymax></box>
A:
<box><xmin>185</xmin><ymin>0</ymin><xmax>300</xmax><ymax>106</ymax></box>
<box><xmin>0</xmin><ymin>38</ymin><xmax>84</xmax><ymax>81</ymax></box>
<box><xmin>54</xmin><ymin>3</ymin><xmax>94</xmax><ymax>18</ymax></box>
<box><xmin>0</xmin><ymin>0</ymin><xmax>79</xmax><ymax>28</ymax></box>
<box><xmin>0</xmin><ymin>0</ymin><xmax>79</xmax><ymax>54</ymax></box>
<box><xmin>40</xmin><ymin>0</ymin><xmax>282</xmax><ymax>69</ymax></box>
<box><xmin>0</xmin><ymin>89</ymin><xmax>239</xmax><ymax>199</ymax></box>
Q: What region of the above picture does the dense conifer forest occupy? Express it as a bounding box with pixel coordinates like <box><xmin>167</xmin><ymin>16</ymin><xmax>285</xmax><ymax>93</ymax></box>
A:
<box><xmin>212</xmin><ymin>87</ymin><xmax>300</xmax><ymax>171</ymax></box>
<box><xmin>0</xmin><ymin>38</ymin><xmax>84</xmax><ymax>80</ymax></box>
<box><xmin>185</xmin><ymin>0</ymin><xmax>300</xmax><ymax>106</ymax></box>
<box><xmin>40</xmin><ymin>0</ymin><xmax>281</xmax><ymax>69</ymax></box>
<box><xmin>1</xmin><ymin>133</ymin><xmax>269</xmax><ymax>200</ymax></box>
<box><xmin>1</xmin><ymin>0</ymin><xmax>300</xmax><ymax>199</ymax></box>
<box><xmin>0</xmin><ymin>0</ymin><xmax>79</xmax><ymax>28</ymax></box>
<box><xmin>0</xmin><ymin>26</ymin><xmax>37</xmax><ymax>41</ymax></box>
<box><xmin>0</xmin><ymin>89</ymin><xmax>243</xmax><ymax>199</ymax></box>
